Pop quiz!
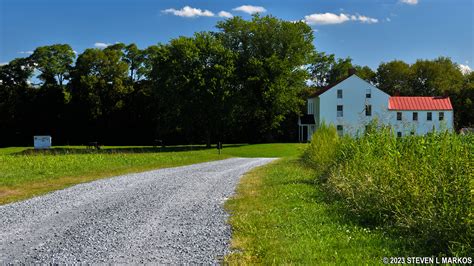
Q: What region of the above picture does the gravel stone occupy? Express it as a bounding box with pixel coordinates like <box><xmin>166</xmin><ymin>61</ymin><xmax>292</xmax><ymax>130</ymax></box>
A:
<box><xmin>0</xmin><ymin>157</ymin><xmax>275</xmax><ymax>264</ymax></box>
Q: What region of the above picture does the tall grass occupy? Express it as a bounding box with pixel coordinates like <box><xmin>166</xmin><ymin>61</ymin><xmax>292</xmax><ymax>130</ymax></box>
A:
<box><xmin>304</xmin><ymin>125</ymin><xmax>473</xmax><ymax>256</ymax></box>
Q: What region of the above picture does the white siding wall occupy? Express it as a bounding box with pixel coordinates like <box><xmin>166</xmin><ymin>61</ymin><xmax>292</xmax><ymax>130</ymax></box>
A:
<box><xmin>315</xmin><ymin>75</ymin><xmax>390</xmax><ymax>136</ymax></box>
<box><xmin>305</xmin><ymin>75</ymin><xmax>454</xmax><ymax>138</ymax></box>
<box><xmin>388</xmin><ymin>110</ymin><xmax>454</xmax><ymax>136</ymax></box>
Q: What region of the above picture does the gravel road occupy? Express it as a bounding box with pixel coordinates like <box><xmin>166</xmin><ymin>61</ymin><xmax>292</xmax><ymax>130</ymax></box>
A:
<box><xmin>0</xmin><ymin>157</ymin><xmax>275</xmax><ymax>264</ymax></box>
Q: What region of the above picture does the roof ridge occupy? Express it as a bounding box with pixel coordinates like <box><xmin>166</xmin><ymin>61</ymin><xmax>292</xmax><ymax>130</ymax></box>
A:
<box><xmin>310</xmin><ymin>74</ymin><xmax>355</xmax><ymax>97</ymax></box>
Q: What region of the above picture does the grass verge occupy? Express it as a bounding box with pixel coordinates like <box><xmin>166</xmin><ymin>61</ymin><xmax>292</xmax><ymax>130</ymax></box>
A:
<box><xmin>225</xmin><ymin>158</ymin><xmax>409</xmax><ymax>264</ymax></box>
<box><xmin>0</xmin><ymin>150</ymin><xmax>230</xmax><ymax>204</ymax></box>
<box><xmin>0</xmin><ymin>143</ymin><xmax>304</xmax><ymax>205</ymax></box>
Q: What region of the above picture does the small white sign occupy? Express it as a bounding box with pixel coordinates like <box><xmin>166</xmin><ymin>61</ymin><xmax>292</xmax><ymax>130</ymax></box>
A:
<box><xmin>34</xmin><ymin>136</ymin><xmax>52</xmax><ymax>149</ymax></box>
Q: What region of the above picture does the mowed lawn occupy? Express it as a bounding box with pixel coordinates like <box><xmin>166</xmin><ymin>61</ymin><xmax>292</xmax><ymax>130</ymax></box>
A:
<box><xmin>225</xmin><ymin>156</ymin><xmax>410</xmax><ymax>264</ymax></box>
<box><xmin>0</xmin><ymin>143</ymin><xmax>304</xmax><ymax>204</ymax></box>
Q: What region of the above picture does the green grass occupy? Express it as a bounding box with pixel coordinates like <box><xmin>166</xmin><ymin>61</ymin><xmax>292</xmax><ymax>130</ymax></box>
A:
<box><xmin>225</xmin><ymin>158</ymin><xmax>409</xmax><ymax>264</ymax></box>
<box><xmin>222</xmin><ymin>143</ymin><xmax>306</xmax><ymax>158</ymax></box>
<box><xmin>303</xmin><ymin>124</ymin><xmax>473</xmax><ymax>256</ymax></box>
<box><xmin>0</xmin><ymin>143</ymin><xmax>303</xmax><ymax>204</ymax></box>
<box><xmin>0</xmin><ymin>147</ymin><xmax>29</xmax><ymax>155</ymax></box>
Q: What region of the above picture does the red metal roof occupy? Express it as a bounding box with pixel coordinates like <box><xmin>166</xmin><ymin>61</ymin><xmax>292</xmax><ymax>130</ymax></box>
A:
<box><xmin>388</xmin><ymin>96</ymin><xmax>453</xmax><ymax>110</ymax></box>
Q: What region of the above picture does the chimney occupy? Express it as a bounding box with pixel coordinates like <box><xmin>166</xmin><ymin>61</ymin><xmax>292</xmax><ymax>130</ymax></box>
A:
<box><xmin>348</xmin><ymin>68</ymin><xmax>356</xmax><ymax>76</ymax></box>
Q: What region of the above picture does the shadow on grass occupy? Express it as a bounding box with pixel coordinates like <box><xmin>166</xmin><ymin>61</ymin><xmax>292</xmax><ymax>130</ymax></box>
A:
<box><xmin>13</xmin><ymin>144</ymin><xmax>248</xmax><ymax>156</ymax></box>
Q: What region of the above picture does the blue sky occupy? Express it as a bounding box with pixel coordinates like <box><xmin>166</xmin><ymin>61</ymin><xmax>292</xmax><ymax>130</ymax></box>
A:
<box><xmin>0</xmin><ymin>0</ymin><xmax>472</xmax><ymax>71</ymax></box>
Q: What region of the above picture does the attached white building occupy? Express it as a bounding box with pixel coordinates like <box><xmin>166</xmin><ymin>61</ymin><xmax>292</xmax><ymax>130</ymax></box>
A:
<box><xmin>387</xmin><ymin>96</ymin><xmax>454</xmax><ymax>137</ymax></box>
<box><xmin>298</xmin><ymin>73</ymin><xmax>454</xmax><ymax>141</ymax></box>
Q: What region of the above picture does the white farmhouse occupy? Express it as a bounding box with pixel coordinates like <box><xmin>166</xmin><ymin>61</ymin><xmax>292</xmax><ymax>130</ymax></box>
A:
<box><xmin>298</xmin><ymin>72</ymin><xmax>454</xmax><ymax>141</ymax></box>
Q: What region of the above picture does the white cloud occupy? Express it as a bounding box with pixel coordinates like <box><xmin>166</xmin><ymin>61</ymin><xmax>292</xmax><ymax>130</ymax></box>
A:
<box><xmin>459</xmin><ymin>64</ymin><xmax>472</xmax><ymax>74</ymax></box>
<box><xmin>400</xmin><ymin>0</ymin><xmax>418</xmax><ymax>5</ymax></box>
<box><xmin>18</xmin><ymin>51</ymin><xmax>34</xmax><ymax>54</ymax></box>
<box><xmin>305</xmin><ymin>13</ymin><xmax>350</xmax><ymax>25</ymax></box>
<box><xmin>218</xmin><ymin>11</ymin><xmax>233</xmax><ymax>18</ymax></box>
<box><xmin>73</xmin><ymin>50</ymin><xmax>78</xmax><ymax>54</ymax></box>
<box><xmin>386</xmin><ymin>17</ymin><xmax>391</xmax><ymax>22</ymax></box>
<box><xmin>94</xmin><ymin>42</ymin><xmax>111</xmax><ymax>49</ymax></box>
<box><xmin>162</xmin><ymin>6</ymin><xmax>214</xmax><ymax>17</ymax></box>
<box><xmin>0</xmin><ymin>62</ymin><xmax>8</xmax><ymax>66</ymax></box>
<box><xmin>304</xmin><ymin>12</ymin><xmax>378</xmax><ymax>25</ymax></box>
<box><xmin>232</xmin><ymin>5</ymin><xmax>266</xmax><ymax>14</ymax></box>
<box><xmin>354</xmin><ymin>15</ymin><xmax>378</xmax><ymax>24</ymax></box>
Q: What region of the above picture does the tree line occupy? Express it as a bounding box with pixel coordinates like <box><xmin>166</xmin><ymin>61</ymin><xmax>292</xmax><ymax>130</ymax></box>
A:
<box><xmin>1</xmin><ymin>15</ymin><xmax>472</xmax><ymax>147</ymax></box>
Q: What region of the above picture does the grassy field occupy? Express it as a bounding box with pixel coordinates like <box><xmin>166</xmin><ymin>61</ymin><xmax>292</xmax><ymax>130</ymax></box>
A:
<box><xmin>225</xmin><ymin>129</ymin><xmax>472</xmax><ymax>263</ymax></box>
<box><xmin>304</xmin><ymin>125</ymin><xmax>473</xmax><ymax>256</ymax></box>
<box><xmin>0</xmin><ymin>143</ymin><xmax>303</xmax><ymax>204</ymax></box>
<box><xmin>224</xmin><ymin>158</ymin><xmax>409</xmax><ymax>264</ymax></box>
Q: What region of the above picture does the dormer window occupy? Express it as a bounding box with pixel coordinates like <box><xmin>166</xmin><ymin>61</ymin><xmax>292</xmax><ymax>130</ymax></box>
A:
<box><xmin>337</xmin><ymin>90</ymin><xmax>343</xmax><ymax>99</ymax></box>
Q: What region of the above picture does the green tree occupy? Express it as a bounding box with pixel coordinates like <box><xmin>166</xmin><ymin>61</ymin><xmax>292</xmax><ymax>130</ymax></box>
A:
<box><xmin>354</xmin><ymin>65</ymin><xmax>376</xmax><ymax>84</ymax></box>
<box><xmin>123</xmin><ymin>44</ymin><xmax>145</xmax><ymax>82</ymax></box>
<box><xmin>453</xmin><ymin>71</ymin><xmax>474</xmax><ymax>127</ymax></box>
<box><xmin>326</xmin><ymin>57</ymin><xmax>353</xmax><ymax>85</ymax></box>
<box><xmin>0</xmin><ymin>58</ymin><xmax>35</xmax><ymax>145</ymax></box>
<box><xmin>409</xmin><ymin>57</ymin><xmax>463</xmax><ymax>96</ymax></box>
<box><xmin>146</xmin><ymin>33</ymin><xmax>235</xmax><ymax>146</ymax></box>
<box><xmin>376</xmin><ymin>60</ymin><xmax>412</xmax><ymax>95</ymax></box>
<box><xmin>0</xmin><ymin>58</ymin><xmax>34</xmax><ymax>87</ymax></box>
<box><xmin>31</xmin><ymin>44</ymin><xmax>75</xmax><ymax>86</ymax></box>
<box><xmin>309</xmin><ymin>51</ymin><xmax>335</xmax><ymax>87</ymax></box>
<box><xmin>217</xmin><ymin>15</ymin><xmax>314</xmax><ymax>141</ymax></box>
<box><xmin>69</xmin><ymin>47</ymin><xmax>131</xmax><ymax>140</ymax></box>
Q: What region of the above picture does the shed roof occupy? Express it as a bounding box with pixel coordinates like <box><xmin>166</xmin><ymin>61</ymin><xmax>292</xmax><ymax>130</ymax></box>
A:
<box><xmin>388</xmin><ymin>96</ymin><xmax>453</xmax><ymax>111</ymax></box>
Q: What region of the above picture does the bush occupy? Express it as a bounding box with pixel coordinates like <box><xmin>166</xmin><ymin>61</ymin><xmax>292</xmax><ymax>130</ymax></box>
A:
<box><xmin>305</xmin><ymin>126</ymin><xmax>473</xmax><ymax>256</ymax></box>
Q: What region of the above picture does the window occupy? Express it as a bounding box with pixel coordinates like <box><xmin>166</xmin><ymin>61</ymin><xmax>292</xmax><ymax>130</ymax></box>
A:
<box><xmin>397</xmin><ymin>112</ymin><xmax>402</xmax><ymax>121</ymax></box>
<box><xmin>439</xmin><ymin>112</ymin><xmax>444</xmax><ymax>121</ymax></box>
<box><xmin>413</xmin><ymin>112</ymin><xmax>418</xmax><ymax>121</ymax></box>
<box><xmin>365</xmin><ymin>105</ymin><xmax>372</xmax><ymax>116</ymax></box>
<box><xmin>427</xmin><ymin>112</ymin><xmax>432</xmax><ymax>121</ymax></box>
<box><xmin>337</xmin><ymin>105</ymin><xmax>343</xmax><ymax>117</ymax></box>
<box><xmin>337</xmin><ymin>125</ymin><xmax>343</xmax><ymax>136</ymax></box>
<box><xmin>366</xmin><ymin>89</ymin><xmax>371</xmax><ymax>98</ymax></box>
<box><xmin>397</xmin><ymin>132</ymin><xmax>402</xmax><ymax>138</ymax></box>
<box><xmin>337</xmin><ymin>90</ymin><xmax>343</xmax><ymax>98</ymax></box>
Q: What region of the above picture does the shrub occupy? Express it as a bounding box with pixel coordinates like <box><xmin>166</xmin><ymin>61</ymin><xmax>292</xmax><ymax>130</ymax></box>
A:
<box><xmin>305</xmin><ymin>128</ymin><xmax>473</xmax><ymax>256</ymax></box>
